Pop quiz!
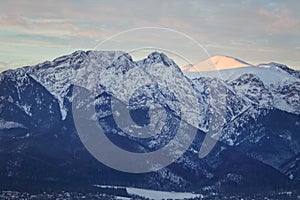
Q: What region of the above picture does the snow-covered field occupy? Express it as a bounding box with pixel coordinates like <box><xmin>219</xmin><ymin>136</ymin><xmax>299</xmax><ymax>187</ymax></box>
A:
<box><xmin>94</xmin><ymin>185</ymin><xmax>203</xmax><ymax>199</ymax></box>
<box><xmin>126</xmin><ymin>187</ymin><xmax>203</xmax><ymax>199</ymax></box>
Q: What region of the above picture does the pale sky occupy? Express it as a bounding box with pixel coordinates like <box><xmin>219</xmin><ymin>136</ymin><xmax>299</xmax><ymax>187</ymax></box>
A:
<box><xmin>0</xmin><ymin>0</ymin><xmax>300</xmax><ymax>71</ymax></box>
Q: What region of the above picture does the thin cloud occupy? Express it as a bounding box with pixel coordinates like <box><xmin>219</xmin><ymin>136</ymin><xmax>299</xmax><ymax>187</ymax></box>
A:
<box><xmin>0</xmin><ymin>0</ymin><xmax>299</xmax><ymax>69</ymax></box>
<box><xmin>258</xmin><ymin>8</ymin><xmax>300</xmax><ymax>34</ymax></box>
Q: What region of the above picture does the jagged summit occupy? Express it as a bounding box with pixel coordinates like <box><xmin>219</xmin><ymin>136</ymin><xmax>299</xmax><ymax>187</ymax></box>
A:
<box><xmin>144</xmin><ymin>51</ymin><xmax>175</xmax><ymax>64</ymax></box>
<box><xmin>136</xmin><ymin>51</ymin><xmax>179</xmax><ymax>70</ymax></box>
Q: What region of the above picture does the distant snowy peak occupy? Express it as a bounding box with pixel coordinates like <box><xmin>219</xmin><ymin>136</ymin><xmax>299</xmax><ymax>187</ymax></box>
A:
<box><xmin>180</xmin><ymin>55</ymin><xmax>252</xmax><ymax>72</ymax></box>
<box><xmin>184</xmin><ymin>62</ymin><xmax>299</xmax><ymax>86</ymax></box>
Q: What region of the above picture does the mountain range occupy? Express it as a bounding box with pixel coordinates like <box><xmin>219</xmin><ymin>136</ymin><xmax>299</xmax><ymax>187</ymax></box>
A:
<box><xmin>0</xmin><ymin>51</ymin><xmax>299</xmax><ymax>197</ymax></box>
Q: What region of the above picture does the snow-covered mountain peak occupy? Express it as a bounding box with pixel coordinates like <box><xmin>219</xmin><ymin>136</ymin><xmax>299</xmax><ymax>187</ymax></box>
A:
<box><xmin>209</xmin><ymin>55</ymin><xmax>251</xmax><ymax>68</ymax></box>
<box><xmin>180</xmin><ymin>55</ymin><xmax>252</xmax><ymax>72</ymax></box>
